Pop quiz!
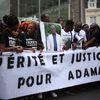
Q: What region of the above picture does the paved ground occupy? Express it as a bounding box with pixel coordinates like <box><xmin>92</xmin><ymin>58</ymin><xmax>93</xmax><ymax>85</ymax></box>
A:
<box><xmin>11</xmin><ymin>81</ymin><xmax>100</xmax><ymax>100</ymax></box>
<box><xmin>38</xmin><ymin>81</ymin><xmax>100</xmax><ymax>100</ymax></box>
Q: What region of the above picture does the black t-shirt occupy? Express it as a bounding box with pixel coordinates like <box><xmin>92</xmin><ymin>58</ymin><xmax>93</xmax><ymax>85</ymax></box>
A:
<box><xmin>94</xmin><ymin>30</ymin><xmax>100</xmax><ymax>45</ymax></box>
<box><xmin>24</xmin><ymin>31</ymin><xmax>44</xmax><ymax>50</ymax></box>
<box><xmin>0</xmin><ymin>28</ymin><xmax>26</xmax><ymax>47</ymax></box>
<box><xmin>25</xmin><ymin>33</ymin><xmax>37</xmax><ymax>48</ymax></box>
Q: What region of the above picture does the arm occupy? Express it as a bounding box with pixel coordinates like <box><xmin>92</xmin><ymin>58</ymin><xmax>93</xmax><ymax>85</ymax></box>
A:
<box><xmin>0</xmin><ymin>43</ymin><xmax>23</xmax><ymax>53</ymax></box>
<box><xmin>83</xmin><ymin>37</ymin><xmax>96</xmax><ymax>48</ymax></box>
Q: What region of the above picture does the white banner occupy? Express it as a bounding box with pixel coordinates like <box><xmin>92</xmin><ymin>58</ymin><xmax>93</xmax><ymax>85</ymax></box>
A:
<box><xmin>0</xmin><ymin>47</ymin><xmax>100</xmax><ymax>99</ymax></box>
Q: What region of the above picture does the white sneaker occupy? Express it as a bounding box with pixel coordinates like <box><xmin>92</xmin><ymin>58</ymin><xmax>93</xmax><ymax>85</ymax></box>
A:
<box><xmin>37</xmin><ymin>93</ymin><xmax>43</xmax><ymax>99</ymax></box>
<box><xmin>51</xmin><ymin>92</ymin><xmax>58</xmax><ymax>98</ymax></box>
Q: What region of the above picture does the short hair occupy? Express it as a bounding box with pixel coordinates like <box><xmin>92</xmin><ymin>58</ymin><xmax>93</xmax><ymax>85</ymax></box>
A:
<box><xmin>56</xmin><ymin>17</ymin><xmax>64</xmax><ymax>23</ymax></box>
<box><xmin>51</xmin><ymin>25</ymin><xmax>56</xmax><ymax>29</ymax></box>
<box><xmin>82</xmin><ymin>24</ymin><xmax>88</xmax><ymax>29</ymax></box>
<box><xmin>75</xmin><ymin>21</ymin><xmax>82</xmax><ymax>27</ymax></box>
<box><xmin>65</xmin><ymin>20</ymin><xmax>74</xmax><ymax>27</ymax></box>
<box><xmin>3</xmin><ymin>14</ymin><xmax>19</xmax><ymax>27</ymax></box>
<box><xmin>41</xmin><ymin>14</ymin><xmax>49</xmax><ymax>21</ymax></box>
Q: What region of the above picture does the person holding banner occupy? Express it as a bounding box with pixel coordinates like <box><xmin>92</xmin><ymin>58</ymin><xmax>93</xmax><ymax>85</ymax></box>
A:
<box><xmin>83</xmin><ymin>23</ymin><xmax>100</xmax><ymax>48</ymax></box>
<box><xmin>23</xmin><ymin>21</ymin><xmax>44</xmax><ymax>52</ymax></box>
<box><xmin>0</xmin><ymin>14</ymin><xmax>25</xmax><ymax>53</ymax></box>
<box><xmin>72</xmin><ymin>21</ymin><xmax>87</xmax><ymax>50</ymax></box>
<box><xmin>0</xmin><ymin>14</ymin><xmax>28</xmax><ymax>100</ymax></box>
<box><xmin>22</xmin><ymin>21</ymin><xmax>44</xmax><ymax>99</ymax></box>
<box><xmin>82</xmin><ymin>24</ymin><xmax>90</xmax><ymax>41</ymax></box>
<box><xmin>61</xmin><ymin>20</ymin><xmax>74</xmax><ymax>50</ymax></box>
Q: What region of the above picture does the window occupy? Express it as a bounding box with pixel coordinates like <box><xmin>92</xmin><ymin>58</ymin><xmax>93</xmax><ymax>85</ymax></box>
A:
<box><xmin>90</xmin><ymin>0</ymin><xmax>95</xmax><ymax>2</ymax></box>
<box><xmin>88</xmin><ymin>0</ymin><xmax>97</xmax><ymax>8</ymax></box>
<box><xmin>90</xmin><ymin>16</ymin><xmax>96</xmax><ymax>23</ymax></box>
<box><xmin>90</xmin><ymin>2</ymin><xmax>95</xmax><ymax>7</ymax></box>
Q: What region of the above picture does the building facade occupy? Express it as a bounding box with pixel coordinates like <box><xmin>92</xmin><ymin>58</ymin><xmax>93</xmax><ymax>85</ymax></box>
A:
<box><xmin>71</xmin><ymin>0</ymin><xmax>85</xmax><ymax>23</ymax></box>
<box><xmin>85</xmin><ymin>0</ymin><xmax>100</xmax><ymax>25</ymax></box>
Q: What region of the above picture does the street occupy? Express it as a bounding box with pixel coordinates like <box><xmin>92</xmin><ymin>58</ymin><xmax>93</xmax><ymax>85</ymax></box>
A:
<box><xmin>12</xmin><ymin>81</ymin><xmax>100</xmax><ymax>100</ymax></box>
<box><xmin>36</xmin><ymin>81</ymin><xmax>100</xmax><ymax>100</ymax></box>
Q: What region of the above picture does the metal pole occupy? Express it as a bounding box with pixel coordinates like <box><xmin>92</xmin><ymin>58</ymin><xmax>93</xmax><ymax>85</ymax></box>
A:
<box><xmin>81</xmin><ymin>0</ymin><xmax>85</xmax><ymax>23</ymax></box>
<box><xmin>39</xmin><ymin>0</ymin><xmax>41</xmax><ymax>21</ymax></box>
<box><xmin>18</xmin><ymin>0</ymin><xmax>20</xmax><ymax>17</ymax></box>
<box><xmin>58</xmin><ymin>0</ymin><xmax>61</xmax><ymax>17</ymax></box>
<box><xmin>25</xmin><ymin>0</ymin><xmax>27</xmax><ymax>17</ymax></box>
<box><xmin>68</xmin><ymin>0</ymin><xmax>71</xmax><ymax>19</ymax></box>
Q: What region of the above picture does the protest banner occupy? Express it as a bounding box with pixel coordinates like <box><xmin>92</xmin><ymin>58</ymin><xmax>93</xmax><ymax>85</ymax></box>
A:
<box><xmin>0</xmin><ymin>47</ymin><xmax>100</xmax><ymax>99</ymax></box>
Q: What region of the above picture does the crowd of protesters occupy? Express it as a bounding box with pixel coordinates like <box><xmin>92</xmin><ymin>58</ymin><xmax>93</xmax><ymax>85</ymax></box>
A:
<box><xmin>0</xmin><ymin>13</ymin><xmax>100</xmax><ymax>100</ymax></box>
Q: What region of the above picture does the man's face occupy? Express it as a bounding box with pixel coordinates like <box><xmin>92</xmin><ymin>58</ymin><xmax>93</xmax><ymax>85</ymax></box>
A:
<box><xmin>65</xmin><ymin>25</ymin><xmax>73</xmax><ymax>32</ymax></box>
<box><xmin>51</xmin><ymin>28</ymin><xmax>56</xmax><ymax>34</ymax></box>
<box><xmin>44</xmin><ymin>16</ymin><xmax>50</xmax><ymax>22</ymax></box>
<box><xmin>75</xmin><ymin>24</ymin><xmax>82</xmax><ymax>32</ymax></box>
<box><xmin>89</xmin><ymin>23</ymin><xmax>97</xmax><ymax>33</ymax></box>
